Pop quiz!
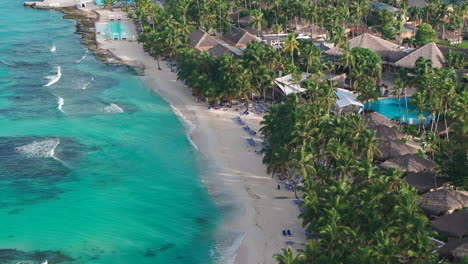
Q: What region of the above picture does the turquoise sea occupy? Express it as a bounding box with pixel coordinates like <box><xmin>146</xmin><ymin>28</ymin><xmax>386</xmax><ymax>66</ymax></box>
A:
<box><xmin>0</xmin><ymin>1</ymin><xmax>222</xmax><ymax>263</ymax></box>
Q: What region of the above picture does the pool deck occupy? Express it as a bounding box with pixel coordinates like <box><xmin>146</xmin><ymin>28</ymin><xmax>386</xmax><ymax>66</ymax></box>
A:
<box><xmin>95</xmin><ymin>9</ymin><xmax>137</xmax><ymax>42</ymax></box>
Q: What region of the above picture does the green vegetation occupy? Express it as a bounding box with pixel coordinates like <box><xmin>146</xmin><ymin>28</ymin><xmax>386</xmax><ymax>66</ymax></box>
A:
<box><xmin>125</xmin><ymin>0</ymin><xmax>468</xmax><ymax>262</ymax></box>
<box><xmin>415</xmin><ymin>23</ymin><xmax>436</xmax><ymax>45</ymax></box>
<box><xmin>438</xmin><ymin>40</ymin><xmax>468</xmax><ymax>49</ymax></box>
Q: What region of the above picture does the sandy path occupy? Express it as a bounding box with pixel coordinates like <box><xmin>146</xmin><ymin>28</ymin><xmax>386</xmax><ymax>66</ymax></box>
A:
<box><xmin>100</xmin><ymin>40</ymin><xmax>306</xmax><ymax>264</ymax></box>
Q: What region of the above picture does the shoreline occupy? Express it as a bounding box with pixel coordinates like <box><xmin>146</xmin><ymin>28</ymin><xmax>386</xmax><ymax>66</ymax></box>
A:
<box><xmin>99</xmin><ymin>40</ymin><xmax>306</xmax><ymax>264</ymax></box>
<box><xmin>23</xmin><ymin>4</ymin><xmax>306</xmax><ymax>263</ymax></box>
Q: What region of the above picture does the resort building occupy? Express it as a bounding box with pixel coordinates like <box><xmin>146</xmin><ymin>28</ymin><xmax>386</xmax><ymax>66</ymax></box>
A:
<box><xmin>188</xmin><ymin>29</ymin><xmax>219</xmax><ymax>51</ymax></box>
<box><xmin>325</xmin><ymin>33</ymin><xmax>406</xmax><ymax>70</ymax></box>
<box><xmin>394</xmin><ymin>42</ymin><xmax>447</xmax><ymax>69</ymax></box>
<box><xmin>273</xmin><ymin>73</ymin><xmax>363</xmax><ymax>115</ymax></box>
<box><xmin>222</xmin><ymin>28</ymin><xmax>260</xmax><ymax>48</ymax></box>
<box><xmin>206</xmin><ymin>44</ymin><xmax>236</xmax><ymax>58</ymax></box>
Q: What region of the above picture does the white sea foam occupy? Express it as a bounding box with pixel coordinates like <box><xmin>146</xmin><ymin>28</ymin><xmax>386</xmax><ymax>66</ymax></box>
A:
<box><xmin>170</xmin><ymin>104</ymin><xmax>198</xmax><ymax>150</ymax></box>
<box><xmin>43</xmin><ymin>66</ymin><xmax>61</xmax><ymax>87</ymax></box>
<box><xmin>50</xmin><ymin>45</ymin><xmax>56</xmax><ymax>53</ymax></box>
<box><xmin>16</xmin><ymin>138</ymin><xmax>60</xmax><ymax>160</ymax></box>
<box><xmin>57</xmin><ymin>97</ymin><xmax>64</xmax><ymax>112</ymax></box>
<box><xmin>102</xmin><ymin>103</ymin><xmax>124</xmax><ymax>114</ymax></box>
<box><xmin>211</xmin><ymin>232</ymin><xmax>245</xmax><ymax>264</ymax></box>
<box><xmin>76</xmin><ymin>50</ymin><xmax>88</xmax><ymax>63</ymax></box>
<box><xmin>81</xmin><ymin>76</ymin><xmax>94</xmax><ymax>90</ymax></box>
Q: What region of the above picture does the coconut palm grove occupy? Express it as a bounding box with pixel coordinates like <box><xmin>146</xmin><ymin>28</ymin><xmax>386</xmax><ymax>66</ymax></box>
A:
<box><xmin>125</xmin><ymin>0</ymin><xmax>467</xmax><ymax>262</ymax></box>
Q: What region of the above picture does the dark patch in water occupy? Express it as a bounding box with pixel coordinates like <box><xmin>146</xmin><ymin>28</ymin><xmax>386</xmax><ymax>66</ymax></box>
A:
<box><xmin>0</xmin><ymin>249</ymin><xmax>74</xmax><ymax>263</ymax></box>
<box><xmin>8</xmin><ymin>208</ymin><xmax>23</xmax><ymax>215</ymax></box>
<box><xmin>0</xmin><ymin>137</ymin><xmax>83</xmax><ymax>208</ymax></box>
<box><xmin>143</xmin><ymin>243</ymin><xmax>176</xmax><ymax>258</ymax></box>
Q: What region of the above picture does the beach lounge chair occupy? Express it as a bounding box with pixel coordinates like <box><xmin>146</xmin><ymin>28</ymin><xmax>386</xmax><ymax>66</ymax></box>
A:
<box><xmin>249</xmin><ymin>130</ymin><xmax>256</xmax><ymax>135</ymax></box>
<box><xmin>287</xmin><ymin>230</ymin><xmax>292</xmax><ymax>236</ymax></box>
<box><xmin>246</xmin><ymin>138</ymin><xmax>256</xmax><ymax>147</ymax></box>
<box><xmin>293</xmin><ymin>199</ymin><xmax>302</xmax><ymax>205</ymax></box>
<box><xmin>282</xmin><ymin>230</ymin><xmax>287</xmax><ymax>236</ymax></box>
<box><xmin>305</xmin><ymin>230</ymin><xmax>312</xmax><ymax>237</ymax></box>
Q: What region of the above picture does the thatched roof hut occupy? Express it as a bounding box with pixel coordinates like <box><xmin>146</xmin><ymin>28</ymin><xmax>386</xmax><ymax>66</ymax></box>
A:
<box><xmin>438</xmin><ymin>237</ymin><xmax>468</xmax><ymax>261</ymax></box>
<box><xmin>188</xmin><ymin>29</ymin><xmax>219</xmax><ymax>51</ymax></box>
<box><xmin>207</xmin><ymin>44</ymin><xmax>235</xmax><ymax>57</ymax></box>
<box><xmin>373</xmin><ymin>124</ymin><xmax>402</xmax><ymax>140</ymax></box>
<box><xmin>404</xmin><ymin>171</ymin><xmax>444</xmax><ymax>194</ymax></box>
<box><xmin>431</xmin><ymin>210</ymin><xmax>468</xmax><ymax>238</ymax></box>
<box><xmin>419</xmin><ymin>189</ymin><xmax>468</xmax><ymax>216</ymax></box>
<box><xmin>380</xmin><ymin>154</ymin><xmax>436</xmax><ymax>173</ymax></box>
<box><xmin>395</xmin><ymin>42</ymin><xmax>446</xmax><ymax>69</ymax></box>
<box><xmin>222</xmin><ymin>28</ymin><xmax>260</xmax><ymax>48</ymax></box>
<box><xmin>376</xmin><ymin>139</ymin><xmax>417</xmax><ymax>161</ymax></box>
<box><xmin>325</xmin><ymin>33</ymin><xmax>405</xmax><ymax>62</ymax></box>
<box><xmin>364</xmin><ymin>112</ymin><xmax>394</xmax><ymax>128</ymax></box>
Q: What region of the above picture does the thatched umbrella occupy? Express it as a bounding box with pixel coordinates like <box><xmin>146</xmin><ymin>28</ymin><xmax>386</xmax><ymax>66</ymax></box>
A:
<box><xmin>431</xmin><ymin>210</ymin><xmax>468</xmax><ymax>238</ymax></box>
<box><xmin>404</xmin><ymin>171</ymin><xmax>443</xmax><ymax>194</ymax></box>
<box><xmin>376</xmin><ymin>139</ymin><xmax>417</xmax><ymax>161</ymax></box>
<box><xmin>364</xmin><ymin>112</ymin><xmax>394</xmax><ymax>128</ymax></box>
<box><xmin>373</xmin><ymin>124</ymin><xmax>402</xmax><ymax>140</ymax></box>
<box><xmin>418</xmin><ymin>189</ymin><xmax>468</xmax><ymax>216</ymax></box>
<box><xmin>380</xmin><ymin>154</ymin><xmax>435</xmax><ymax>173</ymax></box>
<box><xmin>438</xmin><ymin>237</ymin><xmax>468</xmax><ymax>261</ymax></box>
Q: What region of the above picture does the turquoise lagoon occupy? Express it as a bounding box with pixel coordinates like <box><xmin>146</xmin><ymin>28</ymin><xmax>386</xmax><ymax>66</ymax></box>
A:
<box><xmin>0</xmin><ymin>1</ymin><xmax>222</xmax><ymax>263</ymax></box>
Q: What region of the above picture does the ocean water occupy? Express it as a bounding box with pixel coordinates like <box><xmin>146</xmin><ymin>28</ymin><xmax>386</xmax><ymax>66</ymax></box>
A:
<box><xmin>0</xmin><ymin>1</ymin><xmax>221</xmax><ymax>263</ymax></box>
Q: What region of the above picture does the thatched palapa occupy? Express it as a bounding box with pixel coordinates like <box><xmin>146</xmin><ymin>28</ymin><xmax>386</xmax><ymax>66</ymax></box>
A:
<box><xmin>404</xmin><ymin>171</ymin><xmax>444</xmax><ymax>194</ymax></box>
<box><xmin>431</xmin><ymin>210</ymin><xmax>468</xmax><ymax>238</ymax></box>
<box><xmin>395</xmin><ymin>42</ymin><xmax>446</xmax><ymax>69</ymax></box>
<box><xmin>380</xmin><ymin>154</ymin><xmax>436</xmax><ymax>173</ymax></box>
<box><xmin>325</xmin><ymin>33</ymin><xmax>405</xmax><ymax>62</ymax></box>
<box><xmin>207</xmin><ymin>44</ymin><xmax>235</xmax><ymax>57</ymax></box>
<box><xmin>364</xmin><ymin>112</ymin><xmax>394</xmax><ymax>128</ymax></box>
<box><xmin>438</xmin><ymin>237</ymin><xmax>468</xmax><ymax>261</ymax></box>
<box><xmin>376</xmin><ymin>139</ymin><xmax>417</xmax><ymax>161</ymax></box>
<box><xmin>222</xmin><ymin>28</ymin><xmax>260</xmax><ymax>48</ymax></box>
<box><xmin>373</xmin><ymin>124</ymin><xmax>401</xmax><ymax>140</ymax></box>
<box><xmin>418</xmin><ymin>189</ymin><xmax>468</xmax><ymax>216</ymax></box>
<box><xmin>188</xmin><ymin>29</ymin><xmax>219</xmax><ymax>51</ymax></box>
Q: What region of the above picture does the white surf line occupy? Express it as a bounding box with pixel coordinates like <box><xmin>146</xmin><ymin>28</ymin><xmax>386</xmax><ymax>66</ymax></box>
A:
<box><xmin>50</xmin><ymin>45</ymin><xmax>56</xmax><ymax>53</ymax></box>
<box><xmin>43</xmin><ymin>66</ymin><xmax>62</xmax><ymax>87</ymax></box>
<box><xmin>82</xmin><ymin>76</ymin><xmax>94</xmax><ymax>90</ymax></box>
<box><xmin>57</xmin><ymin>97</ymin><xmax>64</xmax><ymax>113</ymax></box>
<box><xmin>76</xmin><ymin>50</ymin><xmax>88</xmax><ymax>63</ymax></box>
<box><xmin>170</xmin><ymin>104</ymin><xmax>199</xmax><ymax>151</ymax></box>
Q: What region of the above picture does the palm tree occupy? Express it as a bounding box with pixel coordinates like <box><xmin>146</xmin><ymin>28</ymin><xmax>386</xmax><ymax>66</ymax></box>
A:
<box><xmin>410</xmin><ymin>92</ymin><xmax>427</xmax><ymax>133</ymax></box>
<box><xmin>251</xmin><ymin>9</ymin><xmax>266</xmax><ymax>36</ymax></box>
<box><xmin>273</xmin><ymin>247</ymin><xmax>306</xmax><ymax>264</ymax></box>
<box><xmin>392</xmin><ymin>78</ymin><xmax>405</xmax><ymax>125</ymax></box>
<box><xmin>283</xmin><ymin>34</ymin><xmax>299</xmax><ymax>65</ymax></box>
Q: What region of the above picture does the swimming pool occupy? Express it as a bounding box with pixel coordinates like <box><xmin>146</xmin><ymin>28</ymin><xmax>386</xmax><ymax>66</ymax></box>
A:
<box><xmin>95</xmin><ymin>0</ymin><xmax>132</xmax><ymax>5</ymax></box>
<box><xmin>365</xmin><ymin>97</ymin><xmax>431</xmax><ymax>124</ymax></box>
<box><xmin>95</xmin><ymin>22</ymin><xmax>130</xmax><ymax>40</ymax></box>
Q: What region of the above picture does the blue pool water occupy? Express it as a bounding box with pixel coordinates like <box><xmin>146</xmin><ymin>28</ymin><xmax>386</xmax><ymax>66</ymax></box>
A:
<box><xmin>366</xmin><ymin>97</ymin><xmax>430</xmax><ymax>124</ymax></box>
<box><xmin>96</xmin><ymin>22</ymin><xmax>130</xmax><ymax>40</ymax></box>
<box><xmin>0</xmin><ymin>1</ymin><xmax>222</xmax><ymax>263</ymax></box>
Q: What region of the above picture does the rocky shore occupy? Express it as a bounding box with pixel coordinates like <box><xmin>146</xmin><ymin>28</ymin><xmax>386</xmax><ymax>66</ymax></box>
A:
<box><xmin>24</xmin><ymin>3</ymin><xmax>122</xmax><ymax>63</ymax></box>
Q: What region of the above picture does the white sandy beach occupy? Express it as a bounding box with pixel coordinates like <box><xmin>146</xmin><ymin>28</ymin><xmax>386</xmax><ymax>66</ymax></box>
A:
<box><xmin>100</xmin><ymin>38</ymin><xmax>306</xmax><ymax>264</ymax></box>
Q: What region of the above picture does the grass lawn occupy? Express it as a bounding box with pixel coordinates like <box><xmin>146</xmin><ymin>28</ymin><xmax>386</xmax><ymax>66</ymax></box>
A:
<box><xmin>437</xmin><ymin>40</ymin><xmax>468</xmax><ymax>49</ymax></box>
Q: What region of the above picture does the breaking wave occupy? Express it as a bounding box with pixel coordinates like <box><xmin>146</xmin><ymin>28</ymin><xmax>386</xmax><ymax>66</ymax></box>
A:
<box><xmin>50</xmin><ymin>45</ymin><xmax>56</xmax><ymax>53</ymax></box>
<box><xmin>57</xmin><ymin>97</ymin><xmax>64</xmax><ymax>112</ymax></box>
<box><xmin>81</xmin><ymin>76</ymin><xmax>94</xmax><ymax>90</ymax></box>
<box><xmin>76</xmin><ymin>50</ymin><xmax>88</xmax><ymax>63</ymax></box>
<box><xmin>102</xmin><ymin>103</ymin><xmax>124</xmax><ymax>114</ymax></box>
<box><xmin>16</xmin><ymin>138</ymin><xmax>60</xmax><ymax>160</ymax></box>
<box><xmin>43</xmin><ymin>66</ymin><xmax>61</xmax><ymax>87</ymax></box>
